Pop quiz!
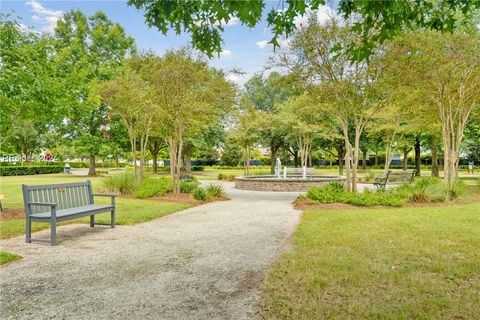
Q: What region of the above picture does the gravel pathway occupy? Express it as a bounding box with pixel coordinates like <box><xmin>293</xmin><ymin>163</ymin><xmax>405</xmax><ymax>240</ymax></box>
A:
<box><xmin>0</xmin><ymin>182</ymin><xmax>300</xmax><ymax>319</ymax></box>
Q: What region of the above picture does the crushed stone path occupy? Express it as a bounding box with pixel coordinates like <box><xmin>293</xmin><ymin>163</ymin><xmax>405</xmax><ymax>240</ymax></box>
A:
<box><xmin>0</xmin><ymin>182</ymin><xmax>300</xmax><ymax>320</ymax></box>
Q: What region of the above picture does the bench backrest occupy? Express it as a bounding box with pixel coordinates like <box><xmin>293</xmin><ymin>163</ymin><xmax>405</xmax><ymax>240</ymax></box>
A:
<box><xmin>22</xmin><ymin>181</ymin><xmax>93</xmax><ymax>214</ymax></box>
<box><xmin>387</xmin><ymin>170</ymin><xmax>416</xmax><ymax>183</ymax></box>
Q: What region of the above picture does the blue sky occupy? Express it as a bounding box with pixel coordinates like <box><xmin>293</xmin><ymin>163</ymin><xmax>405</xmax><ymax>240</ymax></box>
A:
<box><xmin>1</xmin><ymin>0</ymin><xmax>305</xmax><ymax>85</ymax></box>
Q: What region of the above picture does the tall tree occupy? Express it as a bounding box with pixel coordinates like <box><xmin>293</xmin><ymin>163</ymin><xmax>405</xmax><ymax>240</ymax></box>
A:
<box><xmin>244</xmin><ymin>72</ymin><xmax>293</xmax><ymax>174</ymax></box>
<box><xmin>386</xmin><ymin>29</ymin><xmax>480</xmax><ymax>185</ymax></box>
<box><xmin>98</xmin><ymin>57</ymin><xmax>154</xmax><ymax>182</ymax></box>
<box><xmin>281</xmin><ymin>16</ymin><xmax>388</xmax><ymax>192</ymax></box>
<box><xmin>54</xmin><ymin>10</ymin><xmax>135</xmax><ymax>175</ymax></box>
<box><xmin>145</xmin><ymin>50</ymin><xmax>235</xmax><ymax>193</ymax></box>
<box><xmin>0</xmin><ymin>15</ymin><xmax>63</xmax><ymax>163</ymax></box>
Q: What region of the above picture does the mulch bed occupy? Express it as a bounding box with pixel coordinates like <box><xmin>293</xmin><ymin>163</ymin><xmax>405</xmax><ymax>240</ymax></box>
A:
<box><xmin>0</xmin><ymin>208</ymin><xmax>25</xmax><ymax>221</ymax></box>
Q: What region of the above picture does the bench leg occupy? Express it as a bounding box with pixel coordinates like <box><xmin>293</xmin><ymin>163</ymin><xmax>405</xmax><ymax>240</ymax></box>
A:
<box><xmin>26</xmin><ymin>217</ymin><xmax>31</xmax><ymax>243</ymax></box>
<box><xmin>111</xmin><ymin>209</ymin><xmax>115</xmax><ymax>228</ymax></box>
<box><xmin>50</xmin><ymin>218</ymin><xmax>56</xmax><ymax>246</ymax></box>
<box><xmin>90</xmin><ymin>215</ymin><xmax>95</xmax><ymax>227</ymax></box>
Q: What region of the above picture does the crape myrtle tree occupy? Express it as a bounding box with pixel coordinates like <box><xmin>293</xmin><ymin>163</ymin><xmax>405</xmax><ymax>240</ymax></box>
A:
<box><xmin>128</xmin><ymin>0</ymin><xmax>479</xmax><ymax>61</ymax></box>
<box><xmin>385</xmin><ymin>29</ymin><xmax>480</xmax><ymax>186</ymax></box>
<box><xmin>230</xmin><ymin>99</ymin><xmax>261</xmax><ymax>176</ymax></box>
<box><xmin>98</xmin><ymin>56</ymin><xmax>155</xmax><ymax>182</ymax></box>
<box><xmin>144</xmin><ymin>50</ymin><xmax>235</xmax><ymax>194</ymax></box>
<box><xmin>282</xmin><ymin>16</ymin><xmax>388</xmax><ymax>192</ymax></box>
<box><xmin>54</xmin><ymin>10</ymin><xmax>135</xmax><ymax>175</ymax></box>
<box><xmin>278</xmin><ymin>93</ymin><xmax>331</xmax><ymax>168</ymax></box>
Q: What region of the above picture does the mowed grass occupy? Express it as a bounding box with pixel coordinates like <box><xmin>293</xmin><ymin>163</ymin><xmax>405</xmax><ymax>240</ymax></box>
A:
<box><xmin>0</xmin><ymin>173</ymin><xmax>191</xmax><ymax>239</ymax></box>
<box><xmin>263</xmin><ymin>203</ymin><xmax>480</xmax><ymax>319</ymax></box>
<box><xmin>0</xmin><ymin>251</ymin><xmax>22</xmax><ymax>265</ymax></box>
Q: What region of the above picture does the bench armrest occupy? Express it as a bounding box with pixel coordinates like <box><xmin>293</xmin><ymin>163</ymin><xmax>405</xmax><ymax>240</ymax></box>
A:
<box><xmin>27</xmin><ymin>202</ymin><xmax>57</xmax><ymax>219</ymax></box>
<box><xmin>92</xmin><ymin>193</ymin><xmax>116</xmax><ymax>198</ymax></box>
<box><xmin>92</xmin><ymin>193</ymin><xmax>116</xmax><ymax>205</ymax></box>
<box><xmin>27</xmin><ymin>202</ymin><xmax>57</xmax><ymax>207</ymax></box>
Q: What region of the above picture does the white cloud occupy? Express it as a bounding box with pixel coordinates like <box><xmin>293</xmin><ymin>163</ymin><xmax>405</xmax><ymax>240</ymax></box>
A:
<box><xmin>225</xmin><ymin>17</ymin><xmax>239</xmax><ymax>26</ymax></box>
<box><xmin>279</xmin><ymin>38</ymin><xmax>291</xmax><ymax>48</ymax></box>
<box><xmin>226</xmin><ymin>73</ymin><xmax>242</xmax><ymax>83</ymax></box>
<box><xmin>220</xmin><ymin>49</ymin><xmax>232</xmax><ymax>57</ymax></box>
<box><xmin>256</xmin><ymin>40</ymin><xmax>269</xmax><ymax>49</ymax></box>
<box><xmin>293</xmin><ymin>5</ymin><xmax>337</xmax><ymax>29</ymax></box>
<box><xmin>26</xmin><ymin>0</ymin><xmax>63</xmax><ymax>33</ymax></box>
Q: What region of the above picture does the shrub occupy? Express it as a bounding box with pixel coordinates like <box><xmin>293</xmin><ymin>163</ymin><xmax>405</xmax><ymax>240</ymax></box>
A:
<box><xmin>217</xmin><ymin>173</ymin><xmax>225</xmax><ymax>180</ymax></box>
<box><xmin>180</xmin><ymin>180</ymin><xmax>198</xmax><ymax>194</ymax></box>
<box><xmin>205</xmin><ymin>183</ymin><xmax>224</xmax><ymax>198</ymax></box>
<box><xmin>0</xmin><ymin>166</ymin><xmax>63</xmax><ymax>176</ymax></box>
<box><xmin>135</xmin><ymin>176</ymin><xmax>173</xmax><ymax>198</ymax></box>
<box><xmin>307</xmin><ymin>182</ymin><xmax>407</xmax><ymax>207</ymax></box>
<box><xmin>192</xmin><ymin>187</ymin><xmax>208</xmax><ymax>201</ymax></box>
<box><xmin>192</xmin><ymin>166</ymin><xmax>204</xmax><ymax>171</ymax></box>
<box><xmin>104</xmin><ymin>173</ymin><xmax>137</xmax><ymax>196</ymax></box>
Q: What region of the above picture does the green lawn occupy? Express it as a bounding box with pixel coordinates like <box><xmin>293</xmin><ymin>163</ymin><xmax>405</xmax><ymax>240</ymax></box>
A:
<box><xmin>263</xmin><ymin>203</ymin><xmax>480</xmax><ymax>319</ymax></box>
<box><xmin>0</xmin><ymin>252</ymin><xmax>22</xmax><ymax>265</ymax></box>
<box><xmin>0</xmin><ymin>173</ymin><xmax>191</xmax><ymax>239</ymax></box>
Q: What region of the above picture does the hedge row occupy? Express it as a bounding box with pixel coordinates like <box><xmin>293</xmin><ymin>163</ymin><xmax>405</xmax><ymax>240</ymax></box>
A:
<box><xmin>0</xmin><ymin>166</ymin><xmax>64</xmax><ymax>176</ymax></box>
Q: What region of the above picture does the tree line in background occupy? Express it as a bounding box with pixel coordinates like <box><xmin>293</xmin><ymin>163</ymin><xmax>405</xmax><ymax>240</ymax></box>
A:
<box><xmin>1</xmin><ymin>9</ymin><xmax>479</xmax><ymax>193</ymax></box>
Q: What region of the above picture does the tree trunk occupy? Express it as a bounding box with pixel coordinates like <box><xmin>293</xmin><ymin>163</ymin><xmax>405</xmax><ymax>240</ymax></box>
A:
<box><xmin>308</xmin><ymin>153</ymin><xmax>312</xmax><ymax>167</ymax></box>
<box><xmin>294</xmin><ymin>150</ymin><xmax>299</xmax><ymax>168</ymax></box>
<box><xmin>342</xmin><ymin>126</ymin><xmax>352</xmax><ymax>192</ymax></box>
<box><xmin>88</xmin><ymin>156</ymin><xmax>96</xmax><ymax>176</ymax></box>
<box><xmin>431</xmin><ymin>136</ymin><xmax>439</xmax><ymax>177</ymax></box>
<box><xmin>374</xmin><ymin>151</ymin><xmax>379</xmax><ymax>167</ymax></box>
<box><xmin>152</xmin><ymin>152</ymin><xmax>158</xmax><ymax>174</ymax></box>
<box><xmin>361</xmin><ymin>148</ymin><xmax>367</xmax><ymax>170</ymax></box>
<box><xmin>415</xmin><ymin>136</ymin><xmax>421</xmax><ymax>176</ymax></box>
<box><xmin>270</xmin><ymin>144</ymin><xmax>276</xmax><ymax>174</ymax></box>
<box><xmin>402</xmin><ymin>149</ymin><xmax>409</xmax><ymax>170</ymax></box>
<box><xmin>184</xmin><ymin>144</ymin><xmax>192</xmax><ymax>174</ymax></box>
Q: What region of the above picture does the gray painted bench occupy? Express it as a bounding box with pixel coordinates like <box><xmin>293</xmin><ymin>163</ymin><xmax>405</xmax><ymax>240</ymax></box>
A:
<box><xmin>22</xmin><ymin>181</ymin><xmax>116</xmax><ymax>246</ymax></box>
<box><xmin>374</xmin><ymin>170</ymin><xmax>416</xmax><ymax>189</ymax></box>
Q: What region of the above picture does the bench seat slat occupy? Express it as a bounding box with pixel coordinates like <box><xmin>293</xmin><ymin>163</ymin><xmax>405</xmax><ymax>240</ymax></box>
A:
<box><xmin>30</xmin><ymin>204</ymin><xmax>114</xmax><ymax>222</ymax></box>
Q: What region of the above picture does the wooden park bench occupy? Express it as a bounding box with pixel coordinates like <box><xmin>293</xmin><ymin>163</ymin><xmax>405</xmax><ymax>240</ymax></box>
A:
<box><xmin>374</xmin><ymin>170</ymin><xmax>416</xmax><ymax>189</ymax></box>
<box><xmin>22</xmin><ymin>181</ymin><xmax>116</xmax><ymax>246</ymax></box>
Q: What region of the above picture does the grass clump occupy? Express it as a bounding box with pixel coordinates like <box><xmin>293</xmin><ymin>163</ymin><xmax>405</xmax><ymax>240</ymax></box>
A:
<box><xmin>180</xmin><ymin>180</ymin><xmax>199</xmax><ymax>193</ymax></box>
<box><xmin>192</xmin><ymin>187</ymin><xmax>208</xmax><ymax>201</ymax></box>
<box><xmin>134</xmin><ymin>176</ymin><xmax>173</xmax><ymax>198</ymax></box>
<box><xmin>205</xmin><ymin>183</ymin><xmax>224</xmax><ymax>198</ymax></box>
<box><xmin>306</xmin><ymin>177</ymin><xmax>464</xmax><ymax>207</ymax></box>
<box><xmin>104</xmin><ymin>172</ymin><xmax>137</xmax><ymax>196</ymax></box>
<box><xmin>0</xmin><ymin>252</ymin><xmax>22</xmax><ymax>265</ymax></box>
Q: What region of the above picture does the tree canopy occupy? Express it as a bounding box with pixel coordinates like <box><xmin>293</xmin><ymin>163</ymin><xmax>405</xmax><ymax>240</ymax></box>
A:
<box><xmin>128</xmin><ymin>0</ymin><xmax>480</xmax><ymax>60</ymax></box>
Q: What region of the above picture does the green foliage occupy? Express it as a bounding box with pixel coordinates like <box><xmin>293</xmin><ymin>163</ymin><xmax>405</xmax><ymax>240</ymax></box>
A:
<box><xmin>191</xmin><ymin>166</ymin><xmax>204</xmax><ymax>171</ymax></box>
<box><xmin>103</xmin><ymin>172</ymin><xmax>137</xmax><ymax>196</ymax></box>
<box><xmin>0</xmin><ymin>166</ymin><xmax>63</xmax><ymax>176</ymax></box>
<box><xmin>217</xmin><ymin>173</ymin><xmax>236</xmax><ymax>181</ymax></box>
<box><xmin>180</xmin><ymin>180</ymin><xmax>198</xmax><ymax>194</ymax></box>
<box><xmin>205</xmin><ymin>183</ymin><xmax>224</xmax><ymax>198</ymax></box>
<box><xmin>128</xmin><ymin>0</ymin><xmax>479</xmax><ymax>60</ymax></box>
<box><xmin>307</xmin><ymin>177</ymin><xmax>467</xmax><ymax>207</ymax></box>
<box><xmin>0</xmin><ymin>252</ymin><xmax>22</xmax><ymax>265</ymax></box>
<box><xmin>192</xmin><ymin>187</ymin><xmax>208</xmax><ymax>201</ymax></box>
<box><xmin>134</xmin><ymin>176</ymin><xmax>173</xmax><ymax>198</ymax></box>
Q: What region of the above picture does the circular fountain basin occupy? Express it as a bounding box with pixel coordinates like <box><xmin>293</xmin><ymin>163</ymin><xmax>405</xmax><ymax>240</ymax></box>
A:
<box><xmin>235</xmin><ymin>175</ymin><xmax>346</xmax><ymax>192</ymax></box>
